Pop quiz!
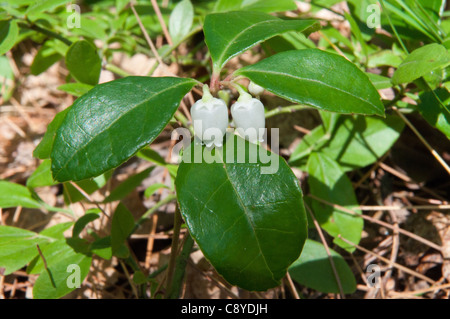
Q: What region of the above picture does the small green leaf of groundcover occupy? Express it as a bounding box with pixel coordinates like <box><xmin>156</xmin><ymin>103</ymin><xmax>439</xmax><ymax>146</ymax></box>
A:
<box><xmin>0</xmin><ymin>225</ymin><xmax>51</xmax><ymax>275</ymax></box>
<box><xmin>0</xmin><ymin>180</ymin><xmax>41</xmax><ymax>209</ymax></box>
<box><xmin>26</xmin><ymin>159</ymin><xmax>58</xmax><ymax>189</ymax></box>
<box><xmin>306</xmin><ymin>152</ymin><xmax>363</xmax><ymax>252</ymax></box>
<box><xmin>32</xmin><ymin>240</ymin><xmax>92</xmax><ymax>299</ymax></box>
<box><xmin>103</xmin><ymin>166</ymin><xmax>154</xmax><ymax>203</ymax></box>
<box><xmin>175</xmin><ymin>134</ymin><xmax>308</xmax><ymax>291</ymax></box>
<box><xmin>33</xmin><ymin>106</ymin><xmax>71</xmax><ymax>160</ymax></box>
<box><xmin>111</xmin><ymin>203</ymin><xmax>135</xmax><ymax>258</ymax></box>
<box><xmin>30</xmin><ymin>41</ymin><xmax>63</xmax><ymax>76</ymax></box>
<box><xmin>235</xmin><ymin>49</ymin><xmax>385</xmax><ymax>116</ymax></box>
<box><xmin>168</xmin><ymin>0</ymin><xmax>194</xmax><ymax>44</ymax></box>
<box><xmin>57</xmin><ymin>83</ymin><xmax>94</xmax><ymax>97</ymax></box>
<box><xmin>289</xmin><ymin>239</ymin><xmax>356</xmax><ymax>294</ymax></box>
<box><xmin>72</xmin><ymin>213</ymin><xmax>100</xmax><ymax>238</ymax></box>
<box><xmin>65</xmin><ymin>40</ymin><xmax>102</xmax><ymax>86</ymax></box>
<box><xmin>289</xmin><ymin>115</ymin><xmax>404</xmax><ymax>171</ymax></box>
<box><xmin>392</xmin><ymin>43</ymin><xmax>450</xmax><ymax>85</ymax></box>
<box><xmin>0</xmin><ymin>19</ymin><xmax>19</xmax><ymax>55</ymax></box>
<box><xmin>418</xmin><ymin>88</ymin><xmax>450</xmax><ymax>138</ymax></box>
<box><xmin>50</xmin><ymin>76</ymin><xmax>197</xmax><ymax>182</ymax></box>
<box><xmin>204</xmin><ymin>11</ymin><xmax>320</xmax><ymax>73</ymax></box>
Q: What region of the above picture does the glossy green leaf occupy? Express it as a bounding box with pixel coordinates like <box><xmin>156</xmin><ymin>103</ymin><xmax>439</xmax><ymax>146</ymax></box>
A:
<box><xmin>33</xmin><ymin>106</ymin><xmax>71</xmax><ymax>160</ymax></box>
<box><xmin>168</xmin><ymin>0</ymin><xmax>193</xmax><ymax>44</ymax></box>
<box><xmin>57</xmin><ymin>83</ymin><xmax>94</xmax><ymax>97</ymax></box>
<box><xmin>235</xmin><ymin>49</ymin><xmax>385</xmax><ymax>116</ymax></box>
<box><xmin>0</xmin><ymin>180</ymin><xmax>41</xmax><ymax>209</ymax></box>
<box><xmin>392</xmin><ymin>43</ymin><xmax>450</xmax><ymax>85</ymax></box>
<box><xmin>175</xmin><ymin>134</ymin><xmax>308</xmax><ymax>291</ymax></box>
<box><xmin>103</xmin><ymin>167</ymin><xmax>154</xmax><ymax>203</ymax></box>
<box><xmin>0</xmin><ymin>226</ymin><xmax>51</xmax><ymax>275</ymax></box>
<box><xmin>289</xmin><ymin>239</ymin><xmax>356</xmax><ymax>294</ymax></box>
<box><xmin>50</xmin><ymin>76</ymin><xmax>197</xmax><ymax>182</ymax></box>
<box><xmin>32</xmin><ymin>240</ymin><xmax>92</xmax><ymax>299</ymax></box>
<box><xmin>0</xmin><ymin>19</ymin><xmax>19</xmax><ymax>55</ymax></box>
<box><xmin>289</xmin><ymin>115</ymin><xmax>404</xmax><ymax>171</ymax></box>
<box><xmin>65</xmin><ymin>40</ymin><xmax>102</xmax><ymax>86</ymax></box>
<box><xmin>204</xmin><ymin>11</ymin><xmax>320</xmax><ymax>73</ymax></box>
<box><xmin>306</xmin><ymin>153</ymin><xmax>363</xmax><ymax>252</ymax></box>
<box><xmin>111</xmin><ymin>203</ymin><xmax>135</xmax><ymax>258</ymax></box>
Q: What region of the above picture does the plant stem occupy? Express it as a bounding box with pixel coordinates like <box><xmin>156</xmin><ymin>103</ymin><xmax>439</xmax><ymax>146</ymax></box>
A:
<box><xmin>134</xmin><ymin>194</ymin><xmax>177</xmax><ymax>233</ymax></box>
<box><xmin>265</xmin><ymin>104</ymin><xmax>312</xmax><ymax>118</ymax></box>
<box><xmin>105</xmin><ymin>63</ymin><xmax>131</xmax><ymax>77</ymax></box>
<box><xmin>166</xmin><ymin>233</ymin><xmax>195</xmax><ymax>299</ymax></box>
<box><xmin>164</xmin><ymin>208</ymin><xmax>183</xmax><ymax>298</ymax></box>
<box><xmin>18</xmin><ymin>21</ymin><xmax>73</xmax><ymax>46</ymax></box>
<box><xmin>392</xmin><ymin>106</ymin><xmax>450</xmax><ymax>176</ymax></box>
<box><xmin>378</xmin><ymin>0</ymin><xmax>409</xmax><ymax>54</ymax></box>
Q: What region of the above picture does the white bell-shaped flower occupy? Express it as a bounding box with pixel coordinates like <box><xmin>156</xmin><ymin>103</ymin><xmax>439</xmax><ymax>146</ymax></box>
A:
<box><xmin>231</xmin><ymin>86</ymin><xmax>265</xmax><ymax>144</ymax></box>
<box><xmin>191</xmin><ymin>85</ymin><xmax>229</xmax><ymax>148</ymax></box>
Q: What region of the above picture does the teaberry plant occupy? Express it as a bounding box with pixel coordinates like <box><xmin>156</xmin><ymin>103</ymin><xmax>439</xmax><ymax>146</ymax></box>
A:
<box><xmin>2</xmin><ymin>0</ymin><xmax>447</xmax><ymax>299</ymax></box>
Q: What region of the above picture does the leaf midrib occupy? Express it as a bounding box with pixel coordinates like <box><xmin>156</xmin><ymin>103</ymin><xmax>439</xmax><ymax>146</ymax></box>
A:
<box><xmin>221</xmin><ymin>160</ymin><xmax>277</xmax><ymax>283</ymax></box>
<box><xmin>243</xmin><ymin>69</ymin><xmax>382</xmax><ymax>114</ymax></box>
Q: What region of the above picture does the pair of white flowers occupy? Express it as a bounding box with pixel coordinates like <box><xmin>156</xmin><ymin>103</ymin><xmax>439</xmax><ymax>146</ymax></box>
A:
<box><xmin>191</xmin><ymin>82</ymin><xmax>265</xmax><ymax>147</ymax></box>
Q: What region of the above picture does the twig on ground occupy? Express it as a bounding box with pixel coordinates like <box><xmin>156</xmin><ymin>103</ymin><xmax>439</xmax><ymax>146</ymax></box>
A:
<box><xmin>307</xmin><ymin>194</ymin><xmax>443</xmax><ymax>252</ymax></box>
<box><xmin>305</xmin><ymin>203</ymin><xmax>346</xmax><ymax>299</ymax></box>
<box><xmin>150</xmin><ymin>0</ymin><xmax>173</xmax><ymax>46</ymax></box>
<box><xmin>392</xmin><ymin>106</ymin><xmax>450</xmax><ymax>176</ymax></box>
<box><xmin>337</xmin><ymin>235</ymin><xmax>437</xmax><ymax>285</ymax></box>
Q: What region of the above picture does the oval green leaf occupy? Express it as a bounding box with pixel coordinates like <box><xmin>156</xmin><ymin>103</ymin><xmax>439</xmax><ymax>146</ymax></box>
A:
<box><xmin>306</xmin><ymin>152</ymin><xmax>363</xmax><ymax>252</ymax></box>
<box><xmin>235</xmin><ymin>49</ymin><xmax>385</xmax><ymax>116</ymax></box>
<box><xmin>289</xmin><ymin>115</ymin><xmax>404</xmax><ymax>171</ymax></box>
<box><xmin>0</xmin><ymin>180</ymin><xmax>42</xmax><ymax>209</ymax></box>
<box><xmin>0</xmin><ymin>19</ymin><xmax>18</xmax><ymax>55</ymax></box>
<box><xmin>175</xmin><ymin>134</ymin><xmax>308</xmax><ymax>291</ymax></box>
<box><xmin>32</xmin><ymin>240</ymin><xmax>92</xmax><ymax>299</ymax></box>
<box><xmin>0</xmin><ymin>225</ymin><xmax>51</xmax><ymax>275</ymax></box>
<box><xmin>289</xmin><ymin>239</ymin><xmax>356</xmax><ymax>294</ymax></box>
<box><xmin>169</xmin><ymin>0</ymin><xmax>194</xmax><ymax>44</ymax></box>
<box><xmin>204</xmin><ymin>11</ymin><xmax>320</xmax><ymax>73</ymax></box>
<box><xmin>392</xmin><ymin>43</ymin><xmax>450</xmax><ymax>85</ymax></box>
<box><xmin>50</xmin><ymin>76</ymin><xmax>197</xmax><ymax>182</ymax></box>
<box><xmin>65</xmin><ymin>40</ymin><xmax>102</xmax><ymax>86</ymax></box>
<box><xmin>111</xmin><ymin>203</ymin><xmax>135</xmax><ymax>258</ymax></box>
